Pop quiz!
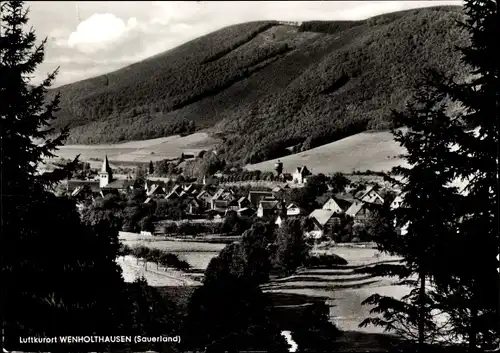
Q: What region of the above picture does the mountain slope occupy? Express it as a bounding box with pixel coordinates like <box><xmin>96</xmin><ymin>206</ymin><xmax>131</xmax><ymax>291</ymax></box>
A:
<box><xmin>245</xmin><ymin>130</ymin><xmax>407</xmax><ymax>175</ymax></box>
<box><xmin>51</xmin><ymin>6</ymin><xmax>467</xmax><ymax>164</ymax></box>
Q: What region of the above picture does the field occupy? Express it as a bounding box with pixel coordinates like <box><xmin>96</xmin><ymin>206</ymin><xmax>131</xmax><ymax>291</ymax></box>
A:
<box><xmin>51</xmin><ymin>132</ymin><xmax>220</xmax><ymax>165</ymax></box>
<box><xmin>119</xmin><ymin>232</ymin><xmax>226</xmax><ymax>270</ymax></box>
<box><xmin>118</xmin><ymin>232</ymin><xmax>408</xmax><ymax>336</ymax></box>
<box><xmin>246</xmin><ymin>130</ymin><xmax>408</xmax><ymax>175</ymax></box>
<box><xmin>263</xmin><ymin>246</ymin><xmax>407</xmax><ymax>334</ymax></box>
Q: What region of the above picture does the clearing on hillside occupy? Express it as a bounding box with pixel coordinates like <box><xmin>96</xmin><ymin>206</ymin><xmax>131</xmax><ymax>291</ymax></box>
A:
<box><xmin>52</xmin><ymin>132</ymin><xmax>220</xmax><ymax>164</ymax></box>
<box><xmin>246</xmin><ymin>131</ymin><xmax>408</xmax><ymax>175</ymax></box>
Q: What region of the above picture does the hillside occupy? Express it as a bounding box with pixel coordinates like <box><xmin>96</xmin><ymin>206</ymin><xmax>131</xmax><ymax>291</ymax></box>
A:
<box><xmin>50</xmin><ymin>6</ymin><xmax>467</xmax><ymax>165</ymax></box>
<box><xmin>245</xmin><ymin>130</ymin><xmax>408</xmax><ymax>175</ymax></box>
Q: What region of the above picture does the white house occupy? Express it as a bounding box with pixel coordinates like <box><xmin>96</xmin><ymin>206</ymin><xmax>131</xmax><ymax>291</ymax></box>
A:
<box><xmin>321</xmin><ymin>198</ymin><xmax>344</xmax><ymax>214</ymax></box>
<box><xmin>275</xmin><ymin>215</ymin><xmax>286</xmax><ymax>228</ymax></box>
<box><xmin>292</xmin><ymin>166</ymin><xmax>312</xmax><ymax>184</ymax></box>
<box><xmin>355</xmin><ymin>186</ymin><xmax>384</xmax><ymax>205</ymax></box>
<box><xmin>286</xmin><ymin>203</ymin><xmax>305</xmax><ymax>217</ymax></box>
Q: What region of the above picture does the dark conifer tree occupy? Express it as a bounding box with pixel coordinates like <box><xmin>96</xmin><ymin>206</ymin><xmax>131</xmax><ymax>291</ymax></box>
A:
<box><xmin>359</xmin><ymin>76</ymin><xmax>464</xmax><ymax>349</ymax></box>
<box><xmin>1</xmin><ymin>2</ymin><xmax>128</xmax><ymax>351</ymax></box>
<box><xmin>148</xmin><ymin>159</ymin><xmax>154</xmax><ymax>174</ymax></box>
<box><xmin>430</xmin><ymin>0</ymin><xmax>500</xmax><ymax>349</ymax></box>
<box><xmin>361</xmin><ymin>0</ymin><xmax>500</xmax><ymax>350</ymax></box>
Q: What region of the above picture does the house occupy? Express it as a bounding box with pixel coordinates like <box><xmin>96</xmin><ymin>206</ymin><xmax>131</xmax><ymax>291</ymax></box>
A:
<box><xmin>165</xmin><ymin>186</ymin><xmax>180</xmax><ymax>200</ymax></box>
<box><xmin>101</xmin><ymin>178</ymin><xmax>136</xmax><ymax>195</ymax></box>
<box><xmin>321</xmin><ymin>198</ymin><xmax>344</xmax><ymax>214</ymax></box>
<box><xmin>345</xmin><ymin>201</ymin><xmax>372</xmax><ymax>223</ymax></box>
<box><xmin>292</xmin><ymin>166</ymin><xmax>312</xmax><ymax>184</ymax></box>
<box><xmin>210</xmin><ymin>188</ymin><xmax>226</xmax><ymax>209</ymax></box>
<box><xmin>390</xmin><ymin>192</ymin><xmax>405</xmax><ymax>210</ymax></box>
<box><xmin>196</xmin><ymin>190</ymin><xmax>213</xmax><ymax>208</ymax></box>
<box><xmin>280</xmin><ymin>173</ymin><xmax>293</xmax><ymax>182</ymax></box>
<box><xmin>286</xmin><ymin>203</ymin><xmax>306</xmax><ymax>217</ymax></box>
<box><xmin>248</xmin><ymin>190</ymin><xmax>275</xmax><ymax>208</ymax></box>
<box><xmin>309</xmin><ymin>209</ymin><xmax>341</xmax><ymax>235</ymax></box>
<box><xmin>275</xmin><ymin>214</ymin><xmax>286</xmax><ymax>228</ymax></box>
<box><xmin>355</xmin><ymin>185</ymin><xmax>384</xmax><ymax>205</ymax></box>
<box><xmin>237</xmin><ymin>207</ymin><xmax>255</xmax><ymax>217</ymax></box>
<box><xmin>334</xmin><ymin>192</ymin><xmax>356</xmax><ymax>204</ymax></box>
<box><xmin>146</xmin><ymin>182</ymin><xmax>166</xmax><ymax>196</ymax></box>
<box><xmin>227</xmin><ymin>199</ymin><xmax>239</xmax><ymax>211</ymax></box>
<box><xmin>238</xmin><ymin>197</ymin><xmax>251</xmax><ymax>209</ymax></box>
<box><xmin>257</xmin><ymin>200</ymin><xmax>282</xmax><ymax>218</ymax></box>
<box><xmin>389</xmin><ymin>193</ymin><xmax>408</xmax><ymax>235</ymax></box>
<box><xmin>187</xmin><ymin>199</ymin><xmax>202</xmax><ymax>214</ymax></box>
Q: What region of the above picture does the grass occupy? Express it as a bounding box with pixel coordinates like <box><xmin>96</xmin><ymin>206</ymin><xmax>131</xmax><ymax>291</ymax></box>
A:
<box><xmin>52</xmin><ymin>132</ymin><xmax>220</xmax><ymax>164</ymax></box>
<box><xmin>246</xmin><ymin>130</ymin><xmax>408</xmax><ymax>174</ymax></box>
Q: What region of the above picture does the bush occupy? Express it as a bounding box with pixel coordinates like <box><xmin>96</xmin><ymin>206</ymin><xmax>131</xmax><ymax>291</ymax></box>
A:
<box><xmin>303</xmin><ymin>254</ymin><xmax>348</xmax><ymax>268</ymax></box>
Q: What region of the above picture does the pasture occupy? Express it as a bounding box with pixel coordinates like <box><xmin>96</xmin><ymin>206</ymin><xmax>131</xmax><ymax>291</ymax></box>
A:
<box><xmin>119</xmin><ymin>232</ymin><xmax>226</xmax><ymax>270</ymax></box>
<box><xmin>263</xmin><ymin>246</ymin><xmax>407</xmax><ymax>334</ymax></box>
<box><xmin>51</xmin><ymin>132</ymin><xmax>220</xmax><ymax>165</ymax></box>
<box><xmin>246</xmin><ymin>130</ymin><xmax>408</xmax><ymax>175</ymax></box>
<box><xmin>118</xmin><ymin>232</ymin><xmax>410</xmax><ymax>335</ymax></box>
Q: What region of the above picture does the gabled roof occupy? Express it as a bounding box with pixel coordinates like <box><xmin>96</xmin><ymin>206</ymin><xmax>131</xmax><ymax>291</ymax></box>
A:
<box><xmin>295</xmin><ymin>166</ymin><xmax>311</xmax><ymax>175</ymax></box>
<box><xmin>67</xmin><ymin>180</ymin><xmax>101</xmax><ymax>192</ymax></box>
<box><xmin>188</xmin><ymin>198</ymin><xmax>200</xmax><ymax>207</ymax></box>
<box><xmin>309</xmin><ymin>209</ymin><xmax>337</xmax><ymax>226</ymax></box>
<box><xmin>211</xmin><ymin>188</ymin><xmax>225</xmax><ymax>201</ymax></box>
<box><xmin>259</xmin><ymin>200</ymin><xmax>280</xmax><ymax>210</ymax></box>
<box><xmin>346</xmin><ymin>201</ymin><xmax>365</xmax><ymax>217</ymax></box>
<box><xmin>103</xmin><ymin>179</ymin><xmax>135</xmax><ymax>189</ymax></box>
<box><xmin>272</xmin><ymin>186</ymin><xmax>284</xmax><ymax>193</ymax></box>
<box><xmin>147</xmin><ymin>184</ymin><xmax>165</xmax><ymax>196</ymax></box>
<box><xmin>354</xmin><ymin>185</ymin><xmax>379</xmax><ymax>200</ymax></box>
<box><xmin>237</xmin><ymin>207</ymin><xmax>254</xmax><ymax>213</ymax></box>
<box><xmin>165</xmin><ymin>190</ymin><xmax>179</xmax><ymax>199</ymax></box>
<box><xmin>334</xmin><ymin>192</ymin><xmax>355</xmax><ymax>203</ymax></box>
<box><xmin>322</xmin><ymin>198</ymin><xmax>344</xmax><ymax>212</ymax></box>
<box><xmin>286</xmin><ymin>203</ymin><xmax>300</xmax><ymax>209</ymax></box>
<box><xmin>196</xmin><ymin>190</ymin><xmax>212</xmax><ymax>199</ymax></box>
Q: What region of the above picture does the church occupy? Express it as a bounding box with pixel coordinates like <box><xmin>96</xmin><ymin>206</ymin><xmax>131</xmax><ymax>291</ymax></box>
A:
<box><xmin>67</xmin><ymin>155</ymin><xmax>137</xmax><ymax>198</ymax></box>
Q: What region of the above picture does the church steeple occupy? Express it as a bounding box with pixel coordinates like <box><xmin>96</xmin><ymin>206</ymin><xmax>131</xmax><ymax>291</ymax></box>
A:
<box><xmin>99</xmin><ymin>155</ymin><xmax>112</xmax><ymax>188</ymax></box>
<box><xmin>101</xmin><ymin>155</ymin><xmax>112</xmax><ymax>174</ymax></box>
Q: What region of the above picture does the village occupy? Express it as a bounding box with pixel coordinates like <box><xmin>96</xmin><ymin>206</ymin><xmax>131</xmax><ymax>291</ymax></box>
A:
<box><xmin>61</xmin><ymin>155</ymin><xmax>405</xmax><ymax>242</ymax></box>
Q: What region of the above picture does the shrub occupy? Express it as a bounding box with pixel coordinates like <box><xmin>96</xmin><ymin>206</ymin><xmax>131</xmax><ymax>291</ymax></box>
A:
<box><xmin>303</xmin><ymin>254</ymin><xmax>348</xmax><ymax>268</ymax></box>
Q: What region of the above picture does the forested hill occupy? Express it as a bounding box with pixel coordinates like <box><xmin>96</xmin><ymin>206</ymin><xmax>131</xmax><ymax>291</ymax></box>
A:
<box><xmin>51</xmin><ymin>6</ymin><xmax>467</xmax><ymax>164</ymax></box>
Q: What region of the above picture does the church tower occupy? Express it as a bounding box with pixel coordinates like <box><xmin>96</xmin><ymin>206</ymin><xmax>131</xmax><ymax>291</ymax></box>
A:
<box><xmin>99</xmin><ymin>155</ymin><xmax>113</xmax><ymax>188</ymax></box>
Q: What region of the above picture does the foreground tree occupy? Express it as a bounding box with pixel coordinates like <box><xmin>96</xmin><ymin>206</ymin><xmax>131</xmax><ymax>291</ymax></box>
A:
<box><xmin>1</xmin><ymin>2</ymin><xmax>128</xmax><ymax>351</ymax></box>
<box><xmin>361</xmin><ymin>0</ymin><xmax>500</xmax><ymax>350</ymax></box>
<box><xmin>272</xmin><ymin>218</ymin><xmax>310</xmax><ymax>276</ymax></box>
<box><xmin>360</xmin><ymin>78</ymin><xmax>463</xmax><ymax>349</ymax></box>
<box><xmin>432</xmin><ymin>0</ymin><xmax>499</xmax><ymax>349</ymax></box>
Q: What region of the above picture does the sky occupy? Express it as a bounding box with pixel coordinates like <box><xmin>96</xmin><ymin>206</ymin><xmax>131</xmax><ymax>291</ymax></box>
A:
<box><xmin>25</xmin><ymin>1</ymin><xmax>462</xmax><ymax>87</ymax></box>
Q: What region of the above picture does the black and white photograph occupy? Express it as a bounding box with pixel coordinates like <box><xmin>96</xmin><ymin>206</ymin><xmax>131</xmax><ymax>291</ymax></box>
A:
<box><xmin>1</xmin><ymin>0</ymin><xmax>499</xmax><ymax>352</ymax></box>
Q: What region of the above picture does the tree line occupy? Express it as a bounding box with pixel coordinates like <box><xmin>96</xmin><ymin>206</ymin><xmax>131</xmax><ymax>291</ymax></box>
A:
<box><xmin>119</xmin><ymin>244</ymin><xmax>191</xmax><ymax>271</ymax></box>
